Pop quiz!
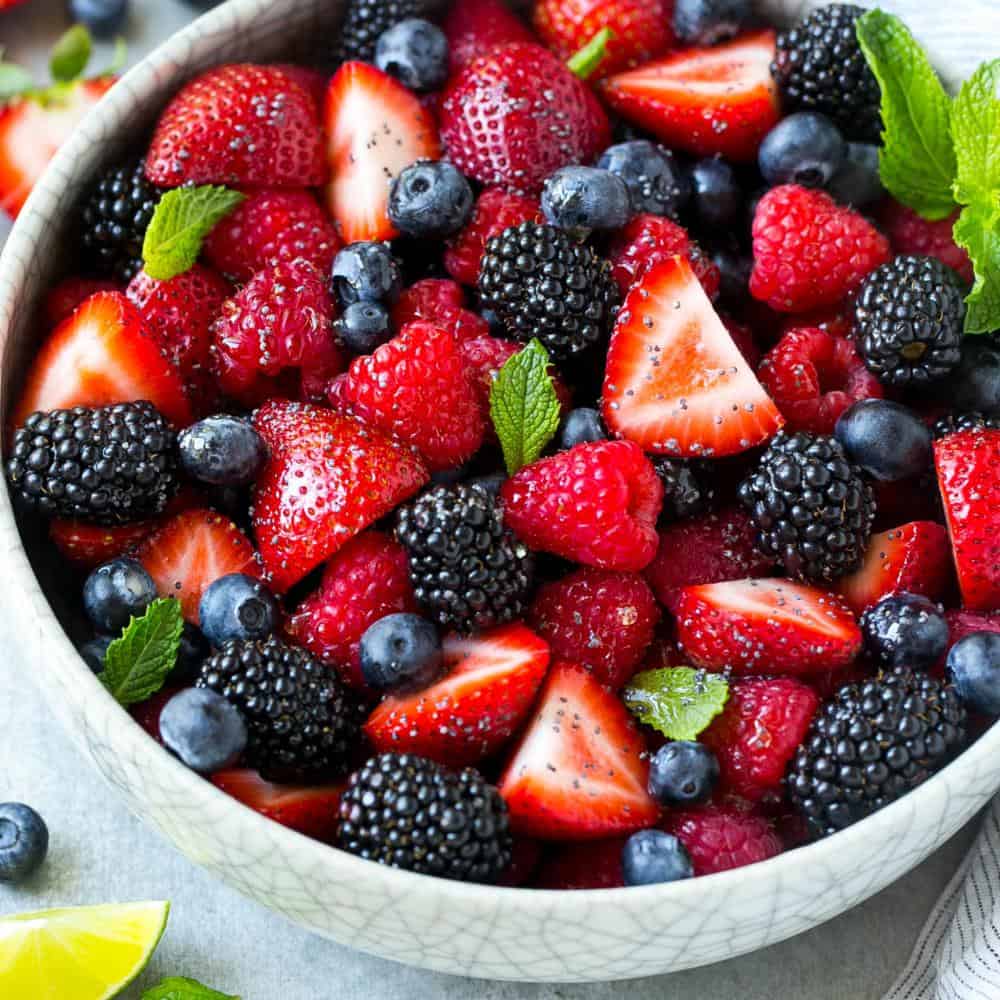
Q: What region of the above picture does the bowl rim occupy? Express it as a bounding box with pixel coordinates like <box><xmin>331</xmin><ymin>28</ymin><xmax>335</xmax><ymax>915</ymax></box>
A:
<box><xmin>0</xmin><ymin>0</ymin><xmax>996</xmax><ymax>919</ymax></box>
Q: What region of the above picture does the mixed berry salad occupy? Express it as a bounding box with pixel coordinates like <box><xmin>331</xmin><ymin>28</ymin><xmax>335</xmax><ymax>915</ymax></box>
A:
<box><xmin>4</xmin><ymin>0</ymin><xmax>1000</xmax><ymax>891</ymax></box>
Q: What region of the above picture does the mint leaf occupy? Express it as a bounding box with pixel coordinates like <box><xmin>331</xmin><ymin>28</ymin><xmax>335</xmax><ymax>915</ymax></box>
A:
<box><xmin>489</xmin><ymin>338</ymin><xmax>561</xmax><ymax>476</ymax></box>
<box><xmin>856</xmin><ymin>10</ymin><xmax>957</xmax><ymax>220</ymax></box>
<box><xmin>142</xmin><ymin>186</ymin><xmax>245</xmax><ymax>281</ymax></box>
<box><xmin>142</xmin><ymin>977</ymin><xmax>239</xmax><ymax>1000</ymax></box>
<box><xmin>0</xmin><ymin>63</ymin><xmax>35</xmax><ymax>102</ymax></box>
<box><xmin>101</xmin><ymin>598</ymin><xmax>183</xmax><ymax>707</ymax></box>
<box><xmin>954</xmin><ymin>198</ymin><xmax>1000</xmax><ymax>334</ymax></box>
<box><xmin>951</xmin><ymin>59</ymin><xmax>1000</xmax><ymax>206</ymax></box>
<box><xmin>50</xmin><ymin>26</ymin><xmax>92</xmax><ymax>84</ymax></box>
<box><xmin>623</xmin><ymin>667</ymin><xmax>729</xmax><ymax>742</ymax></box>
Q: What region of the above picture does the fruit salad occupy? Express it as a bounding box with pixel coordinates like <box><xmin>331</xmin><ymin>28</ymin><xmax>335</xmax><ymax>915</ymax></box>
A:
<box><xmin>4</xmin><ymin>0</ymin><xmax>1000</xmax><ymax>891</ymax></box>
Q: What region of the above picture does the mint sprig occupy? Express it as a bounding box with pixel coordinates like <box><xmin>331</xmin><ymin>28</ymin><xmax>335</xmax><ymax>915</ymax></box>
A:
<box><xmin>142</xmin><ymin>185</ymin><xmax>245</xmax><ymax>281</ymax></box>
<box><xmin>954</xmin><ymin>200</ymin><xmax>1000</xmax><ymax>334</ymax></box>
<box><xmin>623</xmin><ymin>667</ymin><xmax>729</xmax><ymax>742</ymax></box>
<box><xmin>100</xmin><ymin>598</ymin><xmax>183</xmax><ymax>708</ymax></box>
<box><xmin>50</xmin><ymin>26</ymin><xmax>92</xmax><ymax>85</ymax></box>
<box><xmin>142</xmin><ymin>977</ymin><xmax>239</xmax><ymax>1000</ymax></box>
<box><xmin>489</xmin><ymin>338</ymin><xmax>562</xmax><ymax>476</ymax></box>
<box><xmin>951</xmin><ymin>59</ymin><xmax>1000</xmax><ymax>204</ymax></box>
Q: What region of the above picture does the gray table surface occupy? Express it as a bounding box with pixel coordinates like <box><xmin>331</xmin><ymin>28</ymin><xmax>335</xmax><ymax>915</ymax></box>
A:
<box><xmin>0</xmin><ymin>1</ymin><xmax>983</xmax><ymax>997</ymax></box>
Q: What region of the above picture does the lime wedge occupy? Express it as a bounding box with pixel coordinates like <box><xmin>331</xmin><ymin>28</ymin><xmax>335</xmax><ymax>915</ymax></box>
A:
<box><xmin>0</xmin><ymin>900</ymin><xmax>169</xmax><ymax>1000</ymax></box>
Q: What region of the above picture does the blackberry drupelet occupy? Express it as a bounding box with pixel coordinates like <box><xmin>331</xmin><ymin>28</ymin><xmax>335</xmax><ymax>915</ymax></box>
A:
<box><xmin>6</xmin><ymin>402</ymin><xmax>178</xmax><ymax>524</ymax></box>
<box><xmin>478</xmin><ymin>222</ymin><xmax>619</xmax><ymax>361</ymax></box>
<box><xmin>787</xmin><ymin>667</ymin><xmax>966</xmax><ymax>837</ymax></box>
<box><xmin>738</xmin><ymin>431</ymin><xmax>876</xmax><ymax>582</ymax></box>
<box><xmin>79</xmin><ymin>159</ymin><xmax>161</xmax><ymax>282</ymax></box>
<box><xmin>338</xmin><ymin>753</ymin><xmax>512</xmax><ymax>883</ymax></box>
<box><xmin>651</xmin><ymin>458</ymin><xmax>707</xmax><ymax>522</ymax></box>
<box><xmin>196</xmin><ymin>636</ymin><xmax>360</xmax><ymax>782</ymax></box>
<box><xmin>855</xmin><ymin>255</ymin><xmax>966</xmax><ymax>388</ymax></box>
<box><xmin>396</xmin><ymin>483</ymin><xmax>533</xmax><ymax>633</ymax></box>
<box><xmin>771</xmin><ymin>4</ymin><xmax>881</xmax><ymax>141</ymax></box>
<box><xmin>333</xmin><ymin>0</ymin><xmax>425</xmax><ymax>64</ymax></box>
<box><xmin>932</xmin><ymin>411</ymin><xmax>1000</xmax><ymax>439</ymax></box>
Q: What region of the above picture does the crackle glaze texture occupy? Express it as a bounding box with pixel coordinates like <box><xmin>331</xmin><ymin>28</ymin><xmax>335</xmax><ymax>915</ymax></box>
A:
<box><xmin>0</xmin><ymin>0</ymin><xmax>997</xmax><ymax>983</ymax></box>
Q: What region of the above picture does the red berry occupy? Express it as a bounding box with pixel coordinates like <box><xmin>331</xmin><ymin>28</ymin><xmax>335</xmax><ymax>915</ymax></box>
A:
<box><xmin>391</xmin><ymin>279</ymin><xmax>490</xmax><ymax>343</ymax></box>
<box><xmin>879</xmin><ymin>200</ymin><xmax>974</xmax><ymax>285</ymax></box>
<box><xmin>42</xmin><ymin>277</ymin><xmax>120</xmax><ymax>329</ymax></box>
<box><xmin>721</xmin><ymin>316</ymin><xmax>761</xmax><ymax>368</ymax></box>
<box><xmin>443</xmin><ymin>0</ymin><xmax>536</xmax><ymax>74</ymax></box>
<box><xmin>532</xmin><ymin>837</ymin><xmax>629</xmax><ymax>889</ymax></box>
<box><xmin>50</xmin><ymin>518</ymin><xmax>160</xmax><ymax>571</ymax></box>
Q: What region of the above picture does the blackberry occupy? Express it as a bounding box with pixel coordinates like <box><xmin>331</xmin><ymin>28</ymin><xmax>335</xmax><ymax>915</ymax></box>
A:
<box><xmin>334</xmin><ymin>0</ymin><xmax>426</xmax><ymax>64</ymax></box>
<box><xmin>78</xmin><ymin>159</ymin><xmax>161</xmax><ymax>282</ymax></box>
<box><xmin>196</xmin><ymin>636</ymin><xmax>360</xmax><ymax>782</ymax></box>
<box><xmin>6</xmin><ymin>402</ymin><xmax>178</xmax><ymax>524</ymax></box>
<box><xmin>787</xmin><ymin>667</ymin><xmax>966</xmax><ymax>837</ymax></box>
<box><xmin>338</xmin><ymin>753</ymin><xmax>512</xmax><ymax>883</ymax></box>
<box><xmin>771</xmin><ymin>4</ymin><xmax>881</xmax><ymax>142</ymax></box>
<box><xmin>855</xmin><ymin>255</ymin><xmax>965</xmax><ymax>388</ymax></box>
<box><xmin>651</xmin><ymin>458</ymin><xmax>707</xmax><ymax>522</ymax></box>
<box><xmin>396</xmin><ymin>483</ymin><xmax>533</xmax><ymax>633</ymax></box>
<box><xmin>932</xmin><ymin>411</ymin><xmax>1000</xmax><ymax>439</ymax></box>
<box><xmin>738</xmin><ymin>431</ymin><xmax>875</xmax><ymax>582</ymax></box>
<box><xmin>478</xmin><ymin>222</ymin><xmax>619</xmax><ymax>361</ymax></box>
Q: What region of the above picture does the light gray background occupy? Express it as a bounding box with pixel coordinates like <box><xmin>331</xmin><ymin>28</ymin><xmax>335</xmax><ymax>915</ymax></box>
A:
<box><xmin>0</xmin><ymin>1</ymin><xmax>982</xmax><ymax>997</ymax></box>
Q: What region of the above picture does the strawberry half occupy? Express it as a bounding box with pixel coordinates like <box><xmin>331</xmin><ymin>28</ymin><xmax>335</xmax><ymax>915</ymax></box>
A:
<box><xmin>323</xmin><ymin>61</ymin><xmax>441</xmax><ymax>244</ymax></box>
<box><xmin>602</xmin><ymin>255</ymin><xmax>783</xmax><ymax>458</ymax></box>
<box><xmin>498</xmin><ymin>661</ymin><xmax>660</xmax><ymax>840</ymax></box>
<box><xmin>601</xmin><ymin>31</ymin><xmax>780</xmax><ymax>162</ymax></box>
<box><xmin>365</xmin><ymin>623</ymin><xmax>550</xmax><ymax>767</ymax></box>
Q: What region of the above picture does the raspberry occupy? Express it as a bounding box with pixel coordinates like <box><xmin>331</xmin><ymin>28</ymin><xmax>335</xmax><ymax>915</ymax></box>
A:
<box><xmin>758</xmin><ymin>326</ymin><xmax>883</xmax><ymax>434</ymax></box>
<box><xmin>391</xmin><ymin>279</ymin><xmax>489</xmax><ymax>343</ymax></box>
<box><xmin>528</xmin><ymin>568</ymin><xmax>660</xmax><ymax>688</ymax></box>
<box><xmin>700</xmin><ymin>678</ymin><xmax>819</xmax><ymax>801</ymax></box>
<box><xmin>286</xmin><ymin>531</ymin><xmax>417</xmax><ymax>691</ymax></box>
<box><xmin>444</xmin><ymin>187</ymin><xmax>542</xmax><ymax>286</ymax></box>
<box><xmin>750</xmin><ymin>185</ymin><xmax>890</xmax><ymax>312</ymax></box>
<box><xmin>879</xmin><ymin>201</ymin><xmax>974</xmax><ymax>285</ymax></box>
<box><xmin>780</xmin><ymin>302</ymin><xmax>855</xmax><ymax>340</ymax></box>
<box><xmin>500</xmin><ymin>440</ymin><xmax>663</xmax><ymax>572</ymax></box>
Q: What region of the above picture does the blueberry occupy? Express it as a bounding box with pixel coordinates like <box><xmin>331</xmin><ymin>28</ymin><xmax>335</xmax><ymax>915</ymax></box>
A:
<box><xmin>597</xmin><ymin>140</ymin><xmax>689</xmax><ymax>219</ymax></box>
<box><xmin>359</xmin><ymin>613</ymin><xmax>443</xmax><ymax>691</ymax></box>
<box><xmin>861</xmin><ymin>593</ymin><xmax>949</xmax><ymax>671</ymax></box>
<box><xmin>938</xmin><ymin>338</ymin><xmax>1000</xmax><ymax>415</ymax></box>
<box><xmin>673</xmin><ymin>0</ymin><xmax>753</xmax><ymax>45</ymax></box>
<box><xmin>172</xmin><ymin>623</ymin><xmax>211</xmax><ymax>685</ymax></box>
<box><xmin>83</xmin><ymin>558</ymin><xmax>157</xmax><ymax>634</ymax></box>
<box><xmin>68</xmin><ymin>0</ymin><xmax>129</xmax><ymax>38</ymax></box>
<box><xmin>834</xmin><ymin>399</ymin><xmax>933</xmax><ymax>482</ymax></box>
<box><xmin>160</xmin><ymin>688</ymin><xmax>248</xmax><ymax>774</ymax></box>
<box><xmin>947</xmin><ymin>632</ymin><xmax>1000</xmax><ymax>715</ymax></box>
<box><xmin>467</xmin><ymin>473</ymin><xmax>506</xmax><ymax>499</ymax></box>
<box><xmin>711</xmin><ymin>247</ymin><xmax>752</xmax><ymax>303</ymax></box>
<box><xmin>375</xmin><ymin>18</ymin><xmax>449</xmax><ymax>92</ymax></box>
<box><xmin>331</xmin><ymin>242</ymin><xmax>402</xmax><ymax>306</ymax></box>
<box><xmin>622</xmin><ymin>830</ymin><xmax>693</xmax><ymax>887</ymax></box>
<box><xmin>648</xmin><ymin>741</ymin><xmax>719</xmax><ymax>807</ymax></box>
<box><xmin>828</xmin><ymin>143</ymin><xmax>884</xmax><ymax>207</ymax></box>
<box><xmin>79</xmin><ymin>635</ymin><xmax>112</xmax><ymax>674</ymax></box>
<box><xmin>758</xmin><ymin>112</ymin><xmax>847</xmax><ymax>188</ymax></box>
<box><xmin>689</xmin><ymin>156</ymin><xmax>743</xmax><ymax>229</ymax></box>
<box><xmin>388</xmin><ymin>161</ymin><xmax>475</xmax><ymax>240</ymax></box>
<box><xmin>0</xmin><ymin>803</ymin><xmax>49</xmax><ymax>883</ymax></box>
<box><xmin>335</xmin><ymin>301</ymin><xmax>392</xmax><ymax>355</ymax></box>
<box><xmin>557</xmin><ymin>408</ymin><xmax>607</xmax><ymax>450</ymax></box>
<box><xmin>541</xmin><ymin>166</ymin><xmax>632</xmax><ymax>234</ymax></box>
<box><xmin>178</xmin><ymin>415</ymin><xmax>267</xmax><ymax>488</ymax></box>
<box><xmin>198</xmin><ymin>574</ymin><xmax>279</xmax><ymax>647</ymax></box>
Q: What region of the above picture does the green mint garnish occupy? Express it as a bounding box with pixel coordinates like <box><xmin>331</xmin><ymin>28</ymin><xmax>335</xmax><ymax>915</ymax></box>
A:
<box><xmin>0</xmin><ymin>62</ymin><xmax>36</xmax><ymax>102</ymax></box>
<box><xmin>489</xmin><ymin>338</ymin><xmax>562</xmax><ymax>476</ymax></box>
<box><xmin>50</xmin><ymin>26</ymin><xmax>92</xmax><ymax>85</ymax></box>
<box><xmin>100</xmin><ymin>598</ymin><xmax>184</xmax><ymax>708</ymax></box>
<box><xmin>954</xmin><ymin>201</ymin><xmax>1000</xmax><ymax>334</ymax></box>
<box><xmin>142</xmin><ymin>185</ymin><xmax>245</xmax><ymax>281</ymax></box>
<box><xmin>142</xmin><ymin>977</ymin><xmax>240</xmax><ymax>1000</ymax></box>
<box><xmin>567</xmin><ymin>28</ymin><xmax>614</xmax><ymax>81</ymax></box>
<box><xmin>623</xmin><ymin>667</ymin><xmax>729</xmax><ymax>742</ymax></box>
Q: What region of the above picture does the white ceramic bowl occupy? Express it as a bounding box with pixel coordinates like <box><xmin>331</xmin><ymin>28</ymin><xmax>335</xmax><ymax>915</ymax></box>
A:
<box><xmin>1</xmin><ymin>0</ymin><xmax>998</xmax><ymax>983</ymax></box>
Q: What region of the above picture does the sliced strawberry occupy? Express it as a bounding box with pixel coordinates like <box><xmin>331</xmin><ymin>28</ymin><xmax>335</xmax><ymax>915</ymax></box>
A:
<box><xmin>444</xmin><ymin>0</ymin><xmax>535</xmax><ymax>73</ymax></box>
<box><xmin>42</xmin><ymin>277</ymin><xmax>120</xmax><ymax>330</ymax></box>
<box><xmin>50</xmin><ymin>519</ymin><xmax>159</xmax><ymax>570</ymax></box>
<box><xmin>532</xmin><ymin>837</ymin><xmax>628</xmax><ymax>889</ymax></box>
<box><xmin>600</xmin><ymin>31</ymin><xmax>780</xmax><ymax>162</ymax></box>
<box><xmin>323</xmin><ymin>61</ymin><xmax>441</xmax><ymax>243</ymax></box>
<box><xmin>674</xmin><ymin>578</ymin><xmax>863</xmax><ymax>675</ymax></box>
<box><xmin>498</xmin><ymin>661</ymin><xmax>660</xmax><ymax>840</ymax></box>
<box><xmin>365</xmin><ymin>623</ymin><xmax>550</xmax><ymax>767</ymax></box>
<box><xmin>138</xmin><ymin>508</ymin><xmax>262</xmax><ymax>622</ymax></box>
<box><xmin>10</xmin><ymin>291</ymin><xmax>193</xmax><ymax>429</ymax></box>
<box><xmin>602</xmin><ymin>255</ymin><xmax>783</xmax><ymax>458</ymax></box>
<box><xmin>837</xmin><ymin>521</ymin><xmax>953</xmax><ymax>615</ymax></box>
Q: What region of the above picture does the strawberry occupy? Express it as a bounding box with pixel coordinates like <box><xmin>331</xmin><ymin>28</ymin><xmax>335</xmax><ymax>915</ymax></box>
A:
<box><xmin>878</xmin><ymin>201</ymin><xmax>974</xmax><ymax>285</ymax></box>
<box><xmin>202</xmin><ymin>188</ymin><xmax>342</xmax><ymax>284</ymax></box>
<box><xmin>50</xmin><ymin>519</ymin><xmax>159</xmax><ymax>570</ymax></box>
<box><xmin>138</xmin><ymin>508</ymin><xmax>263</xmax><ymax>623</ymax></box>
<box><xmin>935</xmin><ymin>428</ymin><xmax>1000</xmax><ymax>612</ymax></box>
<box><xmin>323</xmin><ymin>61</ymin><xmax>441</xmax><ymax>244</ymax></box>
<box><xmin>837</xmin><ymin>521</ymin><xmax>953</xmax><ymax>615</ymax></box>
<box><xmin>10</xmin><ymin>291</ymin><xmax>193</xmax><ymax>430</ymax></box>
<box><xmin>601</xmin><ymin>255</ymin><xmax>783</xmax><ymax>459</ymax></box>
<box><xmin>440</xmin><ymin>42</ymin><xmax>610</xmax><ymax>197</ymax></box>
<box><xmin>365</xmin><ymin>623</ymin><xmax>550</xmax><ymax>767</ymax></box>
<box><xmin>42</xmin><ymin>278</ymin><xmax>120</xmax><ymax>330</ymax></box>
<box><xmin>286</xmin><ymin>530</ymin><xmax>417</xmax><ymax>691</ymax></box>
<box><xmin>643</xmin><ymin>507</ymin><xmax>774</xmax><ymax>611</ymax></box>
<box><xmin>271</xmin><ymin>64</ymin><xmax>328</xmax><ymax>111</ymax></box>
<box><xmin>333</xmin><ymin>320</ymin><xmax>485</xmax><ymax>471</ymax></box>
<box><xmin>498</xmin><ymin>661</ymin><xmax>660</xmax><ymax>839</ymax></box>
<box><xmin>674</xmin><ymin>578</ymin><xmax>863</xmax><ymax>675</ymax></box>
<box><xmin>600</xmin><ymin>32</ymin><xmax>780</xmax><ymax>162</ymax></box>
<box><xmin>533</xmin><ymin>837</ymin><xmax>628</xmax><ymax>889</ymax></box>
<box><xmin>251</xmin><ymin>401</ymin><xmax>428</xmax><ymax>592</ymax></box>
<box><xmin>700</xmin><ymin>678</ymin><xmax>819</xmax><ymax>801</ymax></box>
<box><xmin>211</xmin><ymin>769</ymin><xmax>345</xmax><ymax>842</ymax></box>
<box><xmin>533</xmin><ymin>0</ymin><xmax>676</xmax><ymax>79</ymax></box>
<box><xmin>444</xmin><ymin>0</ymin><xmax>535</xmax><ymax>73</ymax></box>
<box><xmin>500</xmin><ymin>440</ymin><xmax>663</xmax><ymax>572</ymax></box>
<box><xmin>391</xmin><ymin>279</ymin><xmax>490</xmax><ymax>343</ymax></box>
<box><xmin>145</xmin><ymin>64</ymin><xmax>325</xmax><ymax>188</ymax></box>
